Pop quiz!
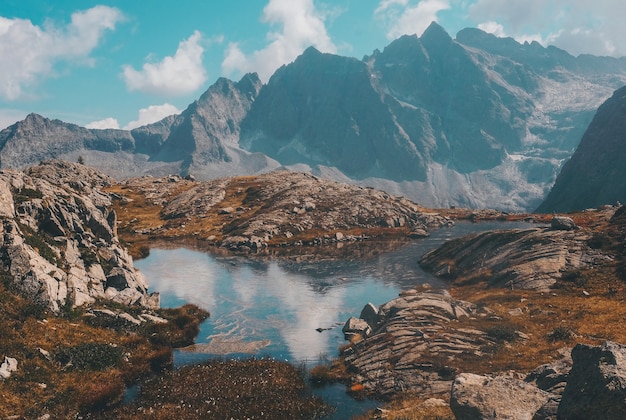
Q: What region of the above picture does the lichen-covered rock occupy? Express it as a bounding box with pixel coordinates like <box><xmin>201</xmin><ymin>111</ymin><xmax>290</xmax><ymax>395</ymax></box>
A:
<box><xmin>420</xmin><ymin>227</ymin><xmax>610</xmax><ymax>291</ymax></box>
<box><xmin>0</xmin><ymin>161</ymin><xmax>158</xmax><ymax>312</ymax></box>
<box><xmin>558</xmin><ymin>341</ymin><xmax>626</xmax><ymax>419</ymax></box>
<box><xmin>450</xmin><ymin>373</ymin><xmax>554</xmax><ymax>420</ymax></box>
<box><xmin>341</xmin><ymin>289</ymin><xmax>492</xmax><ymax>398</ymax></box>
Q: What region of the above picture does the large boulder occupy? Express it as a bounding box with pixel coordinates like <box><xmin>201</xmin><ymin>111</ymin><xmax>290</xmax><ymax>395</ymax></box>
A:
<box><xmin>450</xmin><ymin>373</ymin><xmax>554</xmax><ymax>420</ymax></box>
<box><xmin>341</xmin><ymin>289</ymin><xmax>492</xmax><ymax>398</ymax></box>
<box><xmin>342</xmin><ymin>317</ymin><xmax>372</xmax><ymax>342</ymax></box>
<box><xmin>558</xmin><ymin>341</ymin><xmax>626</xmax><ymax>419</ymax></box>
<box><xmin>550</xmin><ymin>216</ymin><xmax>578</xmax><ymax>231</ymax></box>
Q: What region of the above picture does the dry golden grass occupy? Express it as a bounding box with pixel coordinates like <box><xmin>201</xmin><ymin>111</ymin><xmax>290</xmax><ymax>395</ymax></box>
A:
<box><xmin>353</xmin><ymin>393</ymin><xmax>455</xmax><ymax>420</ymax></box>
<box><xmin>0</xmin><ymin>273</ymin><xmax>209</xmax><ymax>418</ymax></box>
<box><xmin>106</xmin><ymin>177</ymin><xmax>419</xmax><ymax>257</ymax></box>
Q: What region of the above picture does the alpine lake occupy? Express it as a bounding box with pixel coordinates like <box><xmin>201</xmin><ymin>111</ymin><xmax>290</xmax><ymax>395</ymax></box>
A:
<box><xmin>133</xmin><ymin>220</ymin><xmax>533</xmax><ymax>419</ymax></box>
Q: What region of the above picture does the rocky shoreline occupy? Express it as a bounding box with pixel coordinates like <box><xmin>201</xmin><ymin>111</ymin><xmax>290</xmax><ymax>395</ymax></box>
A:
<box><xmin>335</xmin><ymin>206</ymin><xmax>626</xmax><ymax>418</ymax></box>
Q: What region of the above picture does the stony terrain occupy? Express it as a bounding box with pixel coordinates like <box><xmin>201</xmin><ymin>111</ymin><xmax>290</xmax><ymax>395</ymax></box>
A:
<box><xmin>419</xmin><ymin>215</ymin><xmax>613</xmax><ymax>291</ymax></box>
<box><xmin>341</xmin><ymin>288</ymin><xmax>497</xmax><ymax>399</ymax></box>
<box><xmin>0</xmin><ymin>160</ymin><xmax>158</xmax><ymax>311</ymax></box>
<box><xmin>337</xmin><ymin>205</ymin><xmax>626</xmax><ymax>418</ymax></box>
<box><xmin>108</xmin><ymin>170</ymin><xmax>453</xmax><ymax>254</ymax></box>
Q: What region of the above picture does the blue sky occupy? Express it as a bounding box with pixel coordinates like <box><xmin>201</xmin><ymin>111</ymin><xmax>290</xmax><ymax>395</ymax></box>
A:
<box><xmin>1</xmin><ymin>0</ymin><xmax>624</xmax><ymax>130</ymax></box>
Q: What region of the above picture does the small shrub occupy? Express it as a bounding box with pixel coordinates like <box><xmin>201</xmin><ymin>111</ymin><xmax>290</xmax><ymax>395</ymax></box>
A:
<box><xmin>20</xmin><ymin>224</ymin><xmax>58</xmax><ymax>266</ymax></box>
<box><xmin>79</xmin><ymin>246</ymin><xmax>99</xmax><ymax>269</ymax></box>
<box><xmin>76</xmin><ymin>372</ymin><xmax>125</xmax><ymax>410</ymax></box>
<box><xmin>486</xmin><ymin>325</ymin><xmax>518</xmax><ymax>342</ymax></box>
<box><xmin>548</xmin><ymin>326</ymin><xmax>573</xmax><ymax>342</ymax></box>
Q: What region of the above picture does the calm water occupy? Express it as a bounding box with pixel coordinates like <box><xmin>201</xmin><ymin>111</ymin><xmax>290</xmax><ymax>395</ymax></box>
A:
<box><xmin>134</xmin><ymin>221</ymin><xmax>534</xmax><ymax>418</ymax></box>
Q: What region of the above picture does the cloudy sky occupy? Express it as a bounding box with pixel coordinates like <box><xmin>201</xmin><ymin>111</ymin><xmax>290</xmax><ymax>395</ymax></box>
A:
<box><xmin>1</xmin><ymin>0</ymin><xmax>624</xmax><ymax>130</ymax></box>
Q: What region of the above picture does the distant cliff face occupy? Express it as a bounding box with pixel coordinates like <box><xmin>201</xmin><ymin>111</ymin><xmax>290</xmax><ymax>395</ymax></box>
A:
<box><xmin>537</xmin><ymin>86</ymin><xmax>626</xmax><ymax>213</ymax></box>
<box><xmin>2</xmin><ymin>24</ymin><xmax>626</xmax><ymax>211</ymax></box>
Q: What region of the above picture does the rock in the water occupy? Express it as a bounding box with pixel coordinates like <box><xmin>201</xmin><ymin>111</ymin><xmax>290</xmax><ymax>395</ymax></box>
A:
<box><xmin>550</xmin><ymin>216</ymin><xmax>578</xmax><ymax>231</ymax></box>
<box><xmin>0</xmin><ymin>357</ymin><xmax>18</xmax><ymax>380</ymax></box>
<box><xmin>359</xmin><ymin>302</ymin><xmax>380</xmax><ymax>330</ymax></box>
<box><xmin>450</xmin><ymin>373</ymin><xmax>554</xmax><ymax>420</ymax></box>
<box><xmin>558</xmin><ymin>341</ymin><xmax>626</xmax><ymax>419</ymax></box>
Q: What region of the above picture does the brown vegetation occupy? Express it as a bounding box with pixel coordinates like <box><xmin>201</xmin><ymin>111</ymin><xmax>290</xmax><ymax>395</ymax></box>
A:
<box><xmin>0</xmin><ymin>271</ymin><xmax>208</xmax><ymax>419</ymax></box>
<box><xmin>95</xmin><ymin>358</ymin><xmax>331</xmax><ymax>419</ymax></box>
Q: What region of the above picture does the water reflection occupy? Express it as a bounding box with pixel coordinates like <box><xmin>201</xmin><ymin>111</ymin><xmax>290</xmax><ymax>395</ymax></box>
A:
<box><xmin>135</xmin><ymin>221</ymin><xmax>533</xmax><ymax>363</ymax></box>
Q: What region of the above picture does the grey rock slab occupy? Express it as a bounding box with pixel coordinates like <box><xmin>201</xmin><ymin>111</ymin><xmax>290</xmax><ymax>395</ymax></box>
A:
<box><xmin>450</xmin><ymin>373</ymin><xmax>554</xmax><ymax>420</ymax></box>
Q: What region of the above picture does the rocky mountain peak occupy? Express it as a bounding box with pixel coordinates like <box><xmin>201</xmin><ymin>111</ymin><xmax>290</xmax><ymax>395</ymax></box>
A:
<box><xmin>420</xmin><ymin>21</ymin><xmax>453</xmax><ymax>47</ymax></box>
<box><xmin>236</xmin><ymin>72</ymin><xmax>263</xmax><ymax>98</ymax></box>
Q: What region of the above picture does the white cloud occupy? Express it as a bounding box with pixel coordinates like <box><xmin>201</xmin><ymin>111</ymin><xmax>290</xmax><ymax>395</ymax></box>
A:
<box><xmin>123</xmin><ymin>103</ymin><xmax>181</xmax><ymax>130</ymax></box>
<box><xmin>122</xmin><ymin>31</ymin><xmax>207</xmax><ymax>96</ymax></box>
<box><xmin>0</xmin><ymin>6</ymin><xmax>123</xmax><ymax>101</ymax></box>
<box><xmin>85</xmin><ymin>117</ymin><xmax>120</xmax><ymax>130</ymax></box>
<box><xmin>469</xmin><ymin>0</ymin><xmax>626</xmax><ymax>57</ymax></box>
<box><xmin>375</xmin><ymin>0</ymin><xmax>451</xmax><ymax>40</ymax></box>
<box><xmin>477</xmin><ymin>21</ymin><xmax>506</xmax><ymax>38</ymax></box>
<box><xmin>221</xmin><ymin>0</ymin><xmax>337</xmax><ymax>82</ymax></box>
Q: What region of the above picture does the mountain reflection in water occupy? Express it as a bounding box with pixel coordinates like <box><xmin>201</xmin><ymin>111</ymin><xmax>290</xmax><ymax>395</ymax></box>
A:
<box><xmin>134</xmin><ymin>221</ymin><xmax>533</xmax><ymax>364</ymax></box>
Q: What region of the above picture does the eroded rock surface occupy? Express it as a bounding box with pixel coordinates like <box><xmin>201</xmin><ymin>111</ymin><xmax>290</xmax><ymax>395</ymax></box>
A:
<box><xmin>450</xmin><ymin>372</ymin><xmax>555</xmax><ymax>420</ymax></box>
<box><xmin>115</xmin><ymin>171</ymin><xmax>452</xmax><ymax>252</ymax></box>
<box><xmin>558</xmin><ymin>341</ymin><xmax>626</xmax><ymax>419</ymax></box>
<box><xmin>420</xmin><ymin>227</ymin><xmax>610</xmax><ymax>291</ymax></box>
<box><xmin>341</xmin><ymin>289</ymin><xmax>493</xmax><ymax>398</ymax></box>
<box><xmin>0</xmin><ymin>160</ymin><xmax>158</xmax><ymax>312</ymax></box>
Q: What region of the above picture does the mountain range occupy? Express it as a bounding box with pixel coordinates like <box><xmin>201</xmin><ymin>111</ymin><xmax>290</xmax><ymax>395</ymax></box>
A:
<box><xmin>2</xmin><ymin>22</ymin><xmax>625</xmax><ymax>212</ymax></box>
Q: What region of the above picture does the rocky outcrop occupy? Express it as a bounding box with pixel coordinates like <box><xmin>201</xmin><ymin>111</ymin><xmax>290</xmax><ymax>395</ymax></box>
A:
<box><xmin>114</xmin><ymin>171</ymin><xmax>453</xmax><ymax>253</ymax></box>
<box><xmin>450</xmin><ymin>373</ymin><xmax>555</xmax><ymax>420</ymax></box>
<box><xmin>558</xmin><ymin>341</ymin><xmax>626</xmax><ymax>419</ymax></box>
<box><xmin>340</xmin><ymin>289</ymin><xmax>494</xmax><ymax>398</ymax></box>
<box><xmin>419</xmin><ymin>226</ymin><xmax>611</xmax><ymax>291</ymax></box>
<box><xmin>0</xmin><ymin>160</ymin><xmax>158</xmax><ymax>312</ymax></box>
<box><xmin>449</xmin><ymin>341</ymin><xmax>626</xmax><ymax>419</ymax></box>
